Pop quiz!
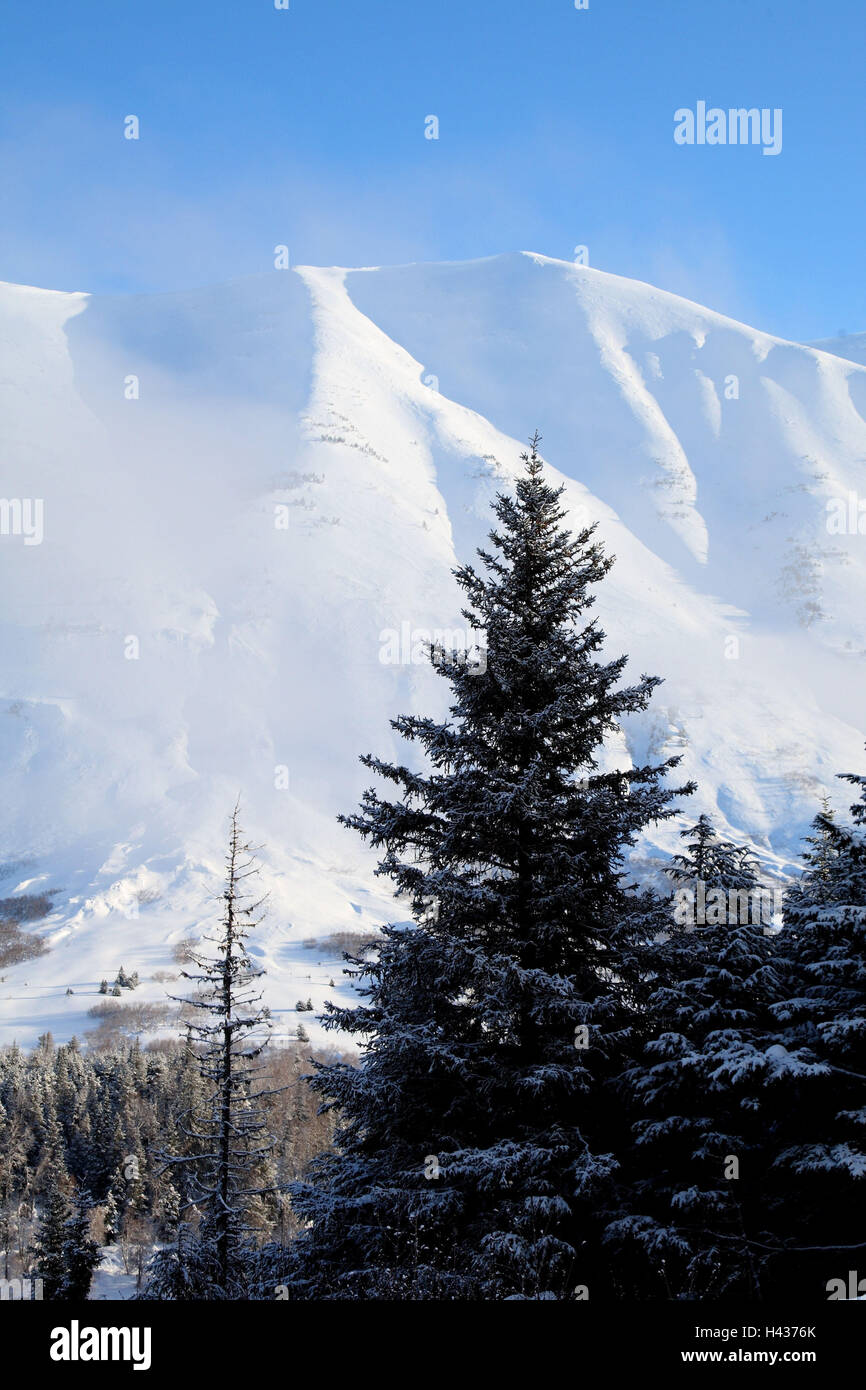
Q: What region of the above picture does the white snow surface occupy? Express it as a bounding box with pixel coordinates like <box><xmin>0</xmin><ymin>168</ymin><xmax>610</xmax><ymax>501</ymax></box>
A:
<box><xmin>1</xmin><ymin>252</ymin><xmax>865</xmax><ymax>1047</ymax></box>
<box><xmin>88</xmin><ymin>1242</ymin><xmax>146</xmax><ymax>1301</ymax></box>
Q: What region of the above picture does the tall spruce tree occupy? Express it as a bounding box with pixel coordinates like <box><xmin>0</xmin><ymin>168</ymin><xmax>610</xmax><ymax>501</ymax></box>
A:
<box><xmin>145</xmin><ymin>805</ymin><xmax>281</xmax><ymax>1299</ymax></box>
<box><xmin>289</xmin><ymin>439</ymin><xmax>693</xmax><ymax>1299</ymax></box>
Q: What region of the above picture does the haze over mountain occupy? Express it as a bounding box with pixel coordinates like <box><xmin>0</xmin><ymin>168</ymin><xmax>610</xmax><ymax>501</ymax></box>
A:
<box><xmin>2</xmin><ymin>251</ymin><xmax>865</xmax><ymax>1046</ymax></box>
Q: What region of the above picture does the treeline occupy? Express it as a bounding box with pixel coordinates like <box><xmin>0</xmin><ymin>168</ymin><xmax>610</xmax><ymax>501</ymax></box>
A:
<box><xmin>0</xmin><ymin>1034</ymin><xmax>338</xmax><ymax>1296</ymax></box>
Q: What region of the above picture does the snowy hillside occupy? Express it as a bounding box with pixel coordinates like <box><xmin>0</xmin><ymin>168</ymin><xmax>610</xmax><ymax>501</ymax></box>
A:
<box><xmin>2</xmin><ymin>252</ymin><xmax>865</xmax><ymax>1047</ymax></box>
<box><xmin>808</xmin><ymin>331</ymin><xmax>866</xmax><ymax>370</ymax></box>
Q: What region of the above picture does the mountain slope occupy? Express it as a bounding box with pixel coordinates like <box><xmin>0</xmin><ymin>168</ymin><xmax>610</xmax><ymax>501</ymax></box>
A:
<box><xmin>1</xmin><ymin>253</ymin><xmax>864</xmax><ymax>1046</ymax></box>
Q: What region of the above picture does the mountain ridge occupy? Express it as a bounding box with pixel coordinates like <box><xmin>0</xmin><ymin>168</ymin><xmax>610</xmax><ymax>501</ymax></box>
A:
<box><xmin>1</xmin><ymin>252</ymin><xmax>864</xmax><ymax>1046</ymax></box>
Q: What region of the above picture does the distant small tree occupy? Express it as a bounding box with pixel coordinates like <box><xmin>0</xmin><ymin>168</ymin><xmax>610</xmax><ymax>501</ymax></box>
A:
<box><xmin>102</xmin><ymin>1190</ymin><xmax>120</xmax><ymax>1246</ymax></box>
<box><xmin>102</xmin><ymin>1163</ymin><xmax>127</xmax><ymax>1244</ymax></box>
<box><xmin>155</xmin><ymin>1180</ymin><xmax>181</xmax><ymax>1242</ymax></box>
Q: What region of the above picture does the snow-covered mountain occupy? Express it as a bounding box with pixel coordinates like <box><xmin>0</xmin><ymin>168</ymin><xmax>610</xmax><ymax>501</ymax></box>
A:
<box><xmin>2</xmin><ymin>252</ymin><xmax>865</xmax><ymax>1047</ymax></box>
<box><xmin>808</xmin><ymin>332</ymin><xmax>866</xmax><ymax>370</ymax></box>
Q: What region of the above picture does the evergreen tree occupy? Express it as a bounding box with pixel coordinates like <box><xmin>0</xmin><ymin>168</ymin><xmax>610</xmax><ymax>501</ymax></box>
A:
<box><xmin>87</xmin><ymin>1070</ymin><xmax>122</xmax><ymax>1198</ymax></box>
<box><xmin>155</xmin><ymin>1179</ymin><xmax>181</xmax><ymax>1242</ymax></box>
<box><xmin>102</xmin><ymin>1188</ymin><xmax>120</xmax><ymax>1246</ymax></box>
<box><xmin>61</xmin><ymin>1188</ymin><xmax>100</xmax><ymax>1298</ymax></box>
<box><xmin>668</xmin><ymin>813</ymin><xmax>767</xmax><ymax>914</ymax></box>
<box><xmin>767</xmin><ymin>770</ymin><xmax>866</xmax><ymax>1295</ymax></box>
<box><xmin>146</xmin><ymin>805</ymin><xmax>281</xmax><ymax>1299</ymax></box>
<box><xmin>785</xmin><ymin>796</ymin><xmax>839</xmax><ymax>910</ymax></box>
<box><xmin>32</xmin><ymin>1160</ymin><xmax>69</xmax><ymax>1299</ymax></box>
<box><xmin>607</xmin><ymin>819</ymin><xmax>788</xmax><ymax>1298</ymax></box>
<box><xmin>289</xmin><ymin>438</ymin><xmax>693</xmax><ymax>1299</ymax></box>
<box><xmin>102</xmin><ymin>1163</ymin><xmax>128</xmax><ymax>1244</ymax></box>
<box><xmin>139</xmin><ymin>1202</ymin><xmax>214</xmax><ymax>1302</ymax></box>
<box><xmin>666</xmin><ymin>813</ymin><xmax>717</xmax><ymax>889</ymax></box>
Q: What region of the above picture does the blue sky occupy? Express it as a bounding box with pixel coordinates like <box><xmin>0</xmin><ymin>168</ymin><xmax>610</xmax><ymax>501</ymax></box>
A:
<box><xmin>0</xmin><ymin>0</ymin><xmax>862</xmax><ymax>339</ymax></box>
